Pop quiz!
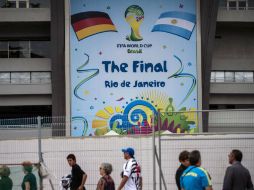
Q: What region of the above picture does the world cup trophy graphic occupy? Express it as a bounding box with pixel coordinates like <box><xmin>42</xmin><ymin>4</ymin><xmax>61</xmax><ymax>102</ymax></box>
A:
<box><xmin>125</xmin><ymin>5</ymin><xmax>144</xmax><ymax>41</ymax></box>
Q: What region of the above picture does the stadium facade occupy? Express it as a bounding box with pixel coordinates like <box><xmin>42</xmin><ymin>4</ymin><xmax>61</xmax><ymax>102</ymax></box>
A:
<box><xmin>0</xmin><ymin>0</ymin><xmax>254</xmax><ymax>133</ymax></box>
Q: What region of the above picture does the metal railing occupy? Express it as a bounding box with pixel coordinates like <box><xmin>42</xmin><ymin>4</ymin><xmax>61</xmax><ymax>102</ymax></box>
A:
<box><xmin>1</xmin><ymin>109</ymin><xmax>254</xmax><ymax>140</ymax></box>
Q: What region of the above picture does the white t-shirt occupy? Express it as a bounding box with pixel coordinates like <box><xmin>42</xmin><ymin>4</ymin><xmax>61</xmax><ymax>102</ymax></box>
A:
<box><xmin>122</xmin><ymin>158</ymin><xmax>141</xmax><ymax>190</ymax></box>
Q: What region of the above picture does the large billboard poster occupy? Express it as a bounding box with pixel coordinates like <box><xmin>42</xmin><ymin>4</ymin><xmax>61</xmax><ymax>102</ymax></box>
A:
<box><xmin>70</xmin><ymin>0</ymin><xmax>198</xmax><ymax>136</ymax></box>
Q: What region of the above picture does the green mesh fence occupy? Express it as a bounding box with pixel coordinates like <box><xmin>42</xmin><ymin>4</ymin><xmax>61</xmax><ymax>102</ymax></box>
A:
<box><xmin>0</xmin><ymin>164</ymin><xmax>40</xmax><ymax>190</ymax></box>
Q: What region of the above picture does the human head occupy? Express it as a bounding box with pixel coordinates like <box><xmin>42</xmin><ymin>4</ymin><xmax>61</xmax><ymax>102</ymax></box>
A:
<box><xmin>0</xmin><ymin>165</ymin><xmax>11</xmax><ymax>177</ymax></box>
<box><xmin>189</xmin><ymin>150</ymin><xmax>201</xmax><ymax>166</ymax></box>
<box><xmin>67</xmin><ymin>154</ymin><xmax>76</xmax><ymax>167</ymax></box>
<box><xmin>99</xmin><ymin>163</ymin><xmax>113</xmax><ymax>176</ymax></box>
<box><xmin>22</xmin><ymin>161</ymin><xmax>33</xmax><ymax>173</ymax></box>
<box><xmin>122</xmin><ymin>147</ymin><xmax>135</xmax><ymax>159</ymax></box>
<box><xmin>228</xmin><ymin>149</ymin><xmax>242</xmax><ymax>164</ymax></box>
<box><xmin>179</xmin><ymin>150</ymin><xmax>190</xmax><ymax>167</ymax></box>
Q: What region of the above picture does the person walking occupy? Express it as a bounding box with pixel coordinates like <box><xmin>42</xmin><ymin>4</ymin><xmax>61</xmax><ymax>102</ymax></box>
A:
<box><xmin>180</xmin><ymin>150</ymin><xmax>213</xmax><ymax>190</ymax></box>
<box><xmin>117</xmin><ymin>147</ymin><xmax>142</xmax><ymax>190</ymax></box>
<box><xmin>0</xmin><ymin>165</ymin><xmax>13</xmax><ymax>190</ymax></box>
<box><xmin>223</xmin><ymin>149</ymin><xmax>253</xmax><ymax>190</ymax></box>
<box><xmin>21</xmin><ymin>161</ymin><xmax>37</xmax><ymax>190</ymax></box>
<box><xmin>96</xmin><ymin>163</ymin><xmax>115</xmax><ymax>190</ymax></box>
<box><xmin>175</xmin><ymin>150</ymin><xmax>190</xmax><ymax>190</ymax></box>
<box><xmin>67</xmin><ymin>154</ymin><xmax>87</xmax><ymax>190</ymax></box>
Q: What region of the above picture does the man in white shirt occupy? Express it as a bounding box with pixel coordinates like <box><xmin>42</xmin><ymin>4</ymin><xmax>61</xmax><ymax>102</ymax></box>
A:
<box><xmin>117</xmin><ymin>147</ymin><xmax>142</xmax><ymax>190</ymax></box>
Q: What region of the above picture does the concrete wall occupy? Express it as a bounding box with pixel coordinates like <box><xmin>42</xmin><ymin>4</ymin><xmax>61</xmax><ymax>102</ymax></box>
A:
<box><xmin>0</xmin><ymin>84</ymin><xmax>51</xmax><ymax>95</ymax></box>
<box><xmin>0</xmin><ymin>59</ymin><xmax>52</xmax><ymax>106</ymax></box>
<box><xmin>0</xmin><ymin>8</ymin><xmax>50</xmax><ymax>22</ymax></box>
<box><xmin>208</xmin><ymin>110</ymin><xmax>254</xmax><ymax>132</ymax></box>
<box><xmin>0</xmin><ymin>95</ymin><xmax>51</xmax><ymax>106</ymax></box>
<box><xmin>210</xmin><ymin>83</ymin><xmax>254</xmax><ymax>94</ymax></box>
<box><xmin>200</xmin><ymin>0</ymin><xmax>220</xmax><ymax>132</ymax></box>
<box><xmin>0</xmin><ymin>128</ymin><xmax>52</xmax><ymax>140</ymax></box>
<box><xmin>51</xmin><ymin>0</ymin><xmax>66</xmax><ymax>120</ymax></box>
<box><xmin>217</xmin><ymin>9</ymin><xmax>254</xmax><ymax>22</ymax></box>
<box><xmin>0</xmin><ymin>58</ymin><xmax>51</xmax><ymax>71</ymax></box>
<box><xmin>0</xmin><ymin>22</ymin><xmax>50</xmax><ymax>40</ymax></box>
<box><xmin>212</xmin><ymin>57</ymin><xmax>254</xmax><ymax>70</ymax></box>
<box><xmin>210</xmin><ymin>22</ymin><xmax>254</xmax><ymax>106</ymax></box>
<box><xmin>212</xmin><ymin>23</ymin><xmax>254</xmax><ymax>71</ymax></box>
<box><xmin>210</xmin><ymin>94</ymin><xmax>254</xmax><ymax>104</ymax></box>
<box><xmin>0</xmin><ymin>134</ymin><xmax>253</xmax><ymax>190</ymax></box>
<box><xmin>0</xmin><ymin>8</ymin><xmax>51</xmax><ymax>108</ymax></box>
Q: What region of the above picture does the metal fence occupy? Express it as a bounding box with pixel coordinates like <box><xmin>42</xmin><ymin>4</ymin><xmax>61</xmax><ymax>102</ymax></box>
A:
<box><xmin>156</xmin><ymin>133</ymin><xmax>254</xmax><ymax>190</ymax></box>
<box><xmin>1</xmin><ymin>110</ymin><xmax>254</xmax><ymax>189</ymax></box>
<box><xmin>0</xmin><ymin>134</ymin><xmax>254</xmax><ymax>190</ymax></box>
<box><xmin>1</xmin><ymin>109</ymin><xmax>254</xmax><ymax>140</ymax></box>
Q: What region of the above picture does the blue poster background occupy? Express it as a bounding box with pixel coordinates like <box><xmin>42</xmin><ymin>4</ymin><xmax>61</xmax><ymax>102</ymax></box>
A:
<box><xmin>70</xmin><ymin>0</ymin><xmax>198</xmax><ymax>136</ymax></box>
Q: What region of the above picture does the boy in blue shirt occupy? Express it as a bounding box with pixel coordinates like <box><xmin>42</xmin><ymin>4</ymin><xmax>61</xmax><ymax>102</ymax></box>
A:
<box><xmin>180</xmin><ymin>150</ymin><xmax>213</xmax><ymax>190</ymax></box>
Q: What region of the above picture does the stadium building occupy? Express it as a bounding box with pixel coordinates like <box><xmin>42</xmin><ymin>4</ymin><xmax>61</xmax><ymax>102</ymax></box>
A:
<box><xmin>0</xmin><ymin>0</ymin><xmax>254</xmax><ymax>134</ymax></box>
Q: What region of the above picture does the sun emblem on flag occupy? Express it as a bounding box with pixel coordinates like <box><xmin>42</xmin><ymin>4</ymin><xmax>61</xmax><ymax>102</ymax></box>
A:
<box><xmin>171</xmin><ymin>19</ymin><xmax>177</xmax><ymax>24</ymax></box>
<box><xmin>152</xmin><ymin>11</ymin><xmax>196</xmax><ymax>40</ymax></box>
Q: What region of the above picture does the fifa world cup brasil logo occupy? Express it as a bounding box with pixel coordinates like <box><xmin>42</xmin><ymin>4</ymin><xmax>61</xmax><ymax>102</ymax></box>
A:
<box><xmin>125</xmin><ymin>5</ymin><xmax>144</xmax><ymax>41</ymax></box>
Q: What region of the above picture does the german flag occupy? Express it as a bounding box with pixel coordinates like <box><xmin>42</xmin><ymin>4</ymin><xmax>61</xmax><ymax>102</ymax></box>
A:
<box><xmin>71</xmin><ymin>11</ymin><xmax>117</xmax><ymax>41</ymax></box>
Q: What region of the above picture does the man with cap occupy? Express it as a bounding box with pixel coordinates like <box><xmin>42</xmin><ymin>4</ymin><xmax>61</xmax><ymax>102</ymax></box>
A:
<box><xmin>117</xmin><ymin>147</ymin><xmax>142</xmax><ymax>190</ymax></box>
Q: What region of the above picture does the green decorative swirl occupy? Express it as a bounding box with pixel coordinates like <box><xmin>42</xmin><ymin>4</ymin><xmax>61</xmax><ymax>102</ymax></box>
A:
<box><xmin>168</xmin><ymin>55</ymin><xmax>197</xmax><ymax>105</ymax></box>
<box><xmin>74</xmin><ymin>53</ymin><xmax>99</xmax><ymax>100</ymax></box>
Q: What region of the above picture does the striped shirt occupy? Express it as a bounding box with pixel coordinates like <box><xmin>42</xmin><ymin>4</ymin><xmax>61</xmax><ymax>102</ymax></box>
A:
<box><xmin>122</xmin><ymin>158</ymin><xmax>141</xmax><ymax>190</ymax></box>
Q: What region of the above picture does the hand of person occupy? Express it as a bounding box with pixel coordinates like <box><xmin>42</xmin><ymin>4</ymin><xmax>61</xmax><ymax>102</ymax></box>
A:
<box><xmin>78</xmin><ymin>186</ymin><xmax>83</xmax><ymax>190</ymax></box>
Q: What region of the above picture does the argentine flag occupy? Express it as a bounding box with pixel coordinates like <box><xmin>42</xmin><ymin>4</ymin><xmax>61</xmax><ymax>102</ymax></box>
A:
<box><xmin>152</xmin><ymin>11</ymin><xmax>196</xmax><ymax>40</ymax></box>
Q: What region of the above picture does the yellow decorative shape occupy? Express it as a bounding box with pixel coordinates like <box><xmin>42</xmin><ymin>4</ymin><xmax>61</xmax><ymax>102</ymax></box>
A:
<box><xmin>189</xmin><ymin>128</ymin><xmax>195</xmax><ymax>134</ymax></box>
<box><xmin>76</xmin><ymin>24</ymin><xmax>117</xmax><ymax>40</ymax></box>
<box><xmin>96</xmin><ymin>110</ymin><xmax>110</xmax><ymax>119</ymax></box>
<box><xmin>183</xmin><ymin>108</ymin><xmax>198</xmax><ymax>124</ymax></box>
<box><xmin>115</xmin><ymin>106</ymin><xmax>122</xmax><ymax>113</ymax></box>
<box><xmin>92</xmin><ymin>119</ymin><xmax>108</xmax><ymax>129</ymax></box>
<box><xmin>177</xmin><ymin>128</ymin><xmax>181</xmax><ymax>134</ymax></box>
<box><xmin>95</xmin><ymin>127</ymin><xmax>109</xmax><ymax>136</ymax></box>
<box><xmin>139</xmin><ymin>90</ymin><xmax>168</xmax><ymax>111</ymax></box>
<box><xmin>104</xmin><ymin>106</ymin><xmax>114</xmax><ymax>115</ymax></box>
